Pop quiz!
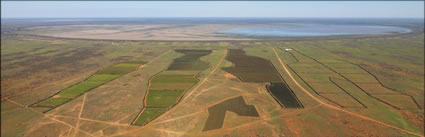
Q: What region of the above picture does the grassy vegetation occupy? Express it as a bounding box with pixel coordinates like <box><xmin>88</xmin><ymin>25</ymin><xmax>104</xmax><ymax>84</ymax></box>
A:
<box><xmin>134</xmin><ymin>108</ymin><xmax>168</xmax><ymax>126</ymax></box>
<box><xmin>133</xmin><ymin>49</ymin><xmax>212</xmax><ymax>126</ymax></box>
<box><xmin>150</xmin><ymin>83</ymin><xmax>195</xmax><ymax>91</ymax></box>
<box><xmin>85</xmin><ymin>74</ymin><xmax>121</xmax><ymax>82</ymax></box>
<box><xmin>30</xmin><ymin>61</ymin><xmax>144</xmax><ymax>111</ymax></box>
<box><xmin>151</xmin><ymin>74</ymin><xmax>197</xmax><ymax>83</ymax></box>
<box><xmin>320</xmin><ymin>94</ymin><xmax>365</xmax><ymax>108</ymax></box>
<box><xmin>146</xmin><ymin>90</ymin><xmax>184</xmax><ymax>108</ymax></box>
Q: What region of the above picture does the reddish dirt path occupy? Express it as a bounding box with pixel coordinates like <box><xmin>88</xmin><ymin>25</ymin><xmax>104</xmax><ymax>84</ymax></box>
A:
<box><xmin>5</xmin><ymin>98</ymin><xmax>95</xmax><ymax>137</ymax></box>
<box><xmin>72</xmin><ymin>93</ymin><xmax>87</xmax><ymax>137</ymax></box>
<box><xmin>272</xmin><ymin>48</ymin><xmax>423</xmax><ymax>137</ymax></box>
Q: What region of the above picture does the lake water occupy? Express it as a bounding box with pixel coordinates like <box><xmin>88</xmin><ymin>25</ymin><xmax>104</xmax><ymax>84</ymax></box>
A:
<box><xmin>216</xmin><ymin>24</ymin><xmax>411</xmax><ymax>37</ymax></box>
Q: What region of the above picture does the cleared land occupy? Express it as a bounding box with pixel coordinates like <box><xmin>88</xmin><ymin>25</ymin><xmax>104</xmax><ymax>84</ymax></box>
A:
<box><xmin>29</xmin><ymin>61</ymin><xmax>145</xmax><ymax>112</ymax></box>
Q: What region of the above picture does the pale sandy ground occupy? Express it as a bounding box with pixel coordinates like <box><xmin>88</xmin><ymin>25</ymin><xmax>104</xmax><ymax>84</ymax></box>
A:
<box><xmin>24</xmin><ymin>24</ymin><xmax>272</xmax><ymax>41</ymax></box>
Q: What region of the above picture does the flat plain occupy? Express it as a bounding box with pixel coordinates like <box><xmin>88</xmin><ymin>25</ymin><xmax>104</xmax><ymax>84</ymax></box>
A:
<box><xmin>1</xmin><ymin>19</ymin><xmax>424</xmax><ymax>137</ymax></box>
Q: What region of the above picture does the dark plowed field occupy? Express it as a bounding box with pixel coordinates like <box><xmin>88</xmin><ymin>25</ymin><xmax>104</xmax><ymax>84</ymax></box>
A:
<box><xmin>266</xmin><ymin>82</ymin><xmax>303</xmax><ymax>108</ymax></box>
<box><xmin>222</xmin><ymin>49</ymin><xmax>281</xmax><ymax>82</ymax></box>
<box><xmin>203</xmin><ymin>96</ymin><xmax>259</xmax><ymax>131</ymax></box>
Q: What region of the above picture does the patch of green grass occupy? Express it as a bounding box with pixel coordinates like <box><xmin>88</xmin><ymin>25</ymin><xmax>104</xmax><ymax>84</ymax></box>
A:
<box><xmin>151</xmin><ymin>74</ymin><xmax>197</xmax><ymax>83</ymax></box>
<box><xmin>113</xmin><ymin>63</ymin><xmax>140</xmax><ymax>68</ymax></box>
<box><xmin>146</xmin><ymin>90</ymin><xmax>184</xmax><ymax>108</ymax></box>
<box><xmin>86</xmin><ymin>74</ymin><xmax>121</xmax><ymax>82</ymax></box>
<box><xmin>150</xmin><ymin>83</ymin><xmax>195</xmax><ymax>90</ymax></box>
<box><xmin>37</xmin><ymin>98</ymin><xmax>71</xmax><ymax>107</ymax></box>
<box><xmin>57</xmin><ymin>81</ymin><xmax>104</xmax><ymax>98</ymax></box>
<box><xmin>134</xmin><ymin>108</ymin><xmax>168</xmax><ymax>126</ymax></box>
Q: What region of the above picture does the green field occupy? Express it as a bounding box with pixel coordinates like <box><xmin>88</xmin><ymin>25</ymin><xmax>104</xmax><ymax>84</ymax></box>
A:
<box><xmin>133</xmin><ymin>108</ymin><xmax>168</xmax><ymax>126</ymax></box>
<box><xmin>133</xmin><ymin>49</ymin><xmax>212</xmax><ymax>126</ymax></box>
<box><xmin>146</xmin><ymin>90</ymin><xmax>184</xmax><ymax>108</ymax></box>
<box><xmin>30</xmin><ymin>61</ymin><xmax>144</xmax><ymax>112</ymax></box>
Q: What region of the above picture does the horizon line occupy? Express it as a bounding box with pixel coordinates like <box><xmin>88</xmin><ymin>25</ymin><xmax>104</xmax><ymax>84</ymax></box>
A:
<box><xmin>2</xmin><ymin>17</ymin><xmax>424</xmax><ymax>19</ymax></box>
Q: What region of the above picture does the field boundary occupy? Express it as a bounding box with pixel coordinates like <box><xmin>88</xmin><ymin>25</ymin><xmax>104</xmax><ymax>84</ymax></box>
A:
<box><xmin>272</xmin><ymin>48</ymin><xmax>424</xmax><ymax>137</ymax></box>
<box><xmin>287</xmin><ymin>47</ymin><xmax>421</xmax><ymax>110</ymax></box>
<box><xmin>131</xmin><ymin>49</ymin><xmax>213</xmax><ymax>126</ymax></box>
<box><xmin>287</xmin><ymin>65</ymin><xmax>365</xmax><ymax>108</ymax></box>
<box><xmin>268</xmin><ymin>60</ymin><xmax>304</xmax><ymax>108</ymax></box>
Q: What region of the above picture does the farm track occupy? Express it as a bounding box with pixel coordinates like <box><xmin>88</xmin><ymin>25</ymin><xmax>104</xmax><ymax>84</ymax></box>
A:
<box><xmin>72</xmin><ymin>93</ymin><xmax>87</xmax><ymax>137</ymax></box>
<box><xmin>272</xmin><ymin>48</ymin><xmax>424</xmax><ymax>137</ymax></box>
<box><xmin>4</xmin><ymin>98</ymin><xmax>95</xmax><ymax>137</ymax></box>
<box><xmin>49</xmin><ymin>114</ymin><xmax>131</xmax><ymax>127</ymax></box>
<box><xmin>110</xmin><ymin>50</ymin><xmax>227</xmax><ymax>136</ymax></box>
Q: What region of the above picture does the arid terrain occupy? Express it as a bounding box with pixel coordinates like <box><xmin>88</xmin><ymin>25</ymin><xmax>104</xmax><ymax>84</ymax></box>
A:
<box><xmin>1</xmin><ymin>18</ymin><xmax>424</xmax><ymax>137</ymax></box>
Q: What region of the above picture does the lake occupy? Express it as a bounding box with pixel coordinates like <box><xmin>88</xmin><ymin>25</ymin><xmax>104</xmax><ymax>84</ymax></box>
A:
<box><xmin>216</xmin><ymin>24</ymin><xmax>411</xmax><ymax>37</ymax></box>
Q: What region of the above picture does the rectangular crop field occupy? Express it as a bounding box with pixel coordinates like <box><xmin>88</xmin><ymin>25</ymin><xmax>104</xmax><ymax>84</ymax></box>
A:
<box><xmin>146</xmin><ymin>90</ymin><xmax>184</xmax><ymax>108</ymax></box>
<box><xmin>151</xmin><ymin>74</ymin><xmax>197</xmax><ymax>83</ymax></box>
